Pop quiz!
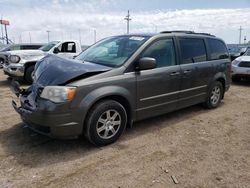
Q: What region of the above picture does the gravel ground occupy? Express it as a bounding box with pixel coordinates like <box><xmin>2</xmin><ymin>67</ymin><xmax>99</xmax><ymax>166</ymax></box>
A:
<box><xmin>0</xmin><ymin>71</ymin><xmax>249</xmax><ymax>188</ymax></box>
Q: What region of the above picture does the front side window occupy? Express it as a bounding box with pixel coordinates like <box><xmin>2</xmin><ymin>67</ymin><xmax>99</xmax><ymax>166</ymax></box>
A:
<box><xmin>207</xmin><ymin>38</ymin><xmax>229</xmax><ymax>60</ymax></box>
<box><xmin>141</xmin><ymin>39</ymin><xmax>176</xmax><ymax>67</ymax></box>
<box><xmin>76</xmin><ymin>36</ymin><xmax>149</xmax><ymax>67</ymax></box>
<box><xmin>179</xmin><ymin>38</ymin><xmax>207</xmax><ymax>64</ymax></box>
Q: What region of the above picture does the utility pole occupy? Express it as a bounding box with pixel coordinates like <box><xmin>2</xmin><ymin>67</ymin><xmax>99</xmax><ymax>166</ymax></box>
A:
<box><xmin>4</xmin><ymin>24</ymin><xmax>8</xmax><ymax>44</ymax></box>
<box><xmin>46</xmin><ymin>30</ymin><xmax>51</xmax><ymax>43</ymax></box>
<box><xmin>124</xmin><ymin>10</ymin><xmax>132</xmax><ymax>34</ymax></box>
<box><xmin>244</xmin><ymin>36</ymin><xmax>246</xmax><ymax>44</ymax></box>
<box><xmin>19</xmin><ymin>34</ymin><xmax>22</xmax><ymax>43</ymax></box>
<box><xmin>78</xmin><ymin>29</ymin><xmax>82</xmax><ymax>46</ymax></box>
<box><xmin>239</xmin><ymin>26</ymin><xmax>243</xmax><ymax>45</ymax></box>
<box><xmin>29</xmin><ymin>32</ymin><xmax>31</xmax><ymax>43</ymax></box>
<box><xmin>94</xmin><ymin>29</ymin><xmax>96</xmax><ymax>43</ymax></box>
<box><xmin>1</xmin><ymin>15</ymin><xmax>3</xmax><ymax>44</ymax></box>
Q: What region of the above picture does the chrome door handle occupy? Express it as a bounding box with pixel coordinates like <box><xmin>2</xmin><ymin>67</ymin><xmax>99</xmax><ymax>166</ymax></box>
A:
<box><xmin>183</xmin><ymin>70</ymin><xmax>191</xmax><ymax>74</ymax></box>
<box><xmin>170</xmin><ymin>72</ymin><xmax>180</xmax><ymax>76</ymax></box>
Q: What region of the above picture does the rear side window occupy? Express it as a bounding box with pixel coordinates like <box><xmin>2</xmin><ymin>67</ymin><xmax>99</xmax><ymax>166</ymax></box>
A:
<box><xmin>11</xmin><ymin>45</ymin><xmax>21</xmax><ymax>50</ymax></box>
<box><xmin>21</xmin><ymin>45</ymin><xmax>41</xmax><ymax>50</ymax></box>
<box><xmin>179</xmin><ymin>38</ymin><xmax>207</xmax><ymax>64</ymax></box>
<box><xmin>207</xmin><ymin>38</ymin><xmax>229</xmax><ymax>60</ymax></box>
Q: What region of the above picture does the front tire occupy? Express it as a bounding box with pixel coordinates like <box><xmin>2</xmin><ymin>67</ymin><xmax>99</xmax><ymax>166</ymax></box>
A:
<box><xmin>85</xmin><ymin>100</ymin><xmax>127</xmax><ymax>146</ymax></box>
<box><xmin>204</xmin><ymin>81</ymin><xmax>223</xmax><ymax>109</ymax></box>
<box><xmin>24</xmin><ymin>65</ymin><xmax>35</xmax><ymax>84</ymax></box>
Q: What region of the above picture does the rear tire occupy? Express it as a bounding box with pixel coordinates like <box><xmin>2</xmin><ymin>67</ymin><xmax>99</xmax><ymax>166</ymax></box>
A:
<box><xmin>204</xmin><ymin>81</ymin><xmax>223</xmax><ymax>109</ymax></box>
<box><xmin>24</xmin><ymin>65</ymin><xmax>34</xmax><ymax>84</ymax></box>
<box><xmin>84</xmin><ymin>100</ymin><xmax>127</xmax><ymax>146</ymax></box>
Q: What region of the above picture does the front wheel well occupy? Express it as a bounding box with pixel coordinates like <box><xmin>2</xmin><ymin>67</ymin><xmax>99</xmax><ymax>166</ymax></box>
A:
<box><xmin>85</xmin><ymin>95</ymin><xmax>132</xmax><ymax>128</ymax></box>
<box><xmin>24</xmin><ymin>62</ymin><xmax>36</xmax><ymax>72</ymax></box>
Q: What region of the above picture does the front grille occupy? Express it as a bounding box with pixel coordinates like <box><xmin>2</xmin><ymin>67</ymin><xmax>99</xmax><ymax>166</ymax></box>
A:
<box><xmin>239</xmin><ymin>61</ymin><xmax>250</xmax><ymax>68</ymax></box>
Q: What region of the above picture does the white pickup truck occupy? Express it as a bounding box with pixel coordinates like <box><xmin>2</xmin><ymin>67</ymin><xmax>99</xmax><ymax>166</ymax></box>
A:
<box><xmin>3</xmin><ymin>40</ymin><xmax>82</xmax><ymax>83</ymax></box>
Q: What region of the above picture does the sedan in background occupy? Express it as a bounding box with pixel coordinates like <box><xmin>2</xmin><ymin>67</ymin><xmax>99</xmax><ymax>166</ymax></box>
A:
<box><xmin>0</xmin><ymin>43</ymin><xmax>44</xmax><ymax>68</ymax></box>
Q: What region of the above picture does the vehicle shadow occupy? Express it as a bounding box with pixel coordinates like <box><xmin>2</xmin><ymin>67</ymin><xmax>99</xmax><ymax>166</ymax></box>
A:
<box><xmin>0</xmin><ymin>103</ymin><xmax>209</xmax><ymax>168</ymax></box>
<box><xmin>0</xmin><ymin>77</ymin><xmax>11</xmax><ymax>87</ymax></box>
<box><xmin>0</xmin><ymin>76</ymin><xmax>29</xmax><ymax>88</ymax></box>
<box><xmin>231</xmin><ymin>79</ymin><xmax>250</xmax><ymax>87</ymax></box>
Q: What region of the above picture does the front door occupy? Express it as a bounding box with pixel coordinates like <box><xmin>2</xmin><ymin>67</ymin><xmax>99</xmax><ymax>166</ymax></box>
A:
<box><xmin>136</xmin><ymin>38</ymin><xmax>181</xmax><ymax>120</ymax></box>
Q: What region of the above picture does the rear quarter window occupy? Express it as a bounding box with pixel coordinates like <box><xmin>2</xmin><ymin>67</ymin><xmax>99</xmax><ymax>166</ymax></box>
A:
<box><xmin>207</xmin><ymin>38</ymin><xmax>229</xmax><ymax>60</ymax></box>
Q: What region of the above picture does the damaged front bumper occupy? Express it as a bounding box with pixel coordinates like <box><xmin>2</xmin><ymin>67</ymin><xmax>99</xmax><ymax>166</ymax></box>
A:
<box><xmin>11</xmin><ymin>82</ymin><xmax>84</xmax><ymax>139</ymax></box>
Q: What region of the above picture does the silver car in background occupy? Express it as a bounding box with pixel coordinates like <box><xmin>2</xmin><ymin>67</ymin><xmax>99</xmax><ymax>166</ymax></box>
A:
<box><xmin>231</xmin><ymin>48</ymin><xmax>250</xmax><ymax>82</ymax></box>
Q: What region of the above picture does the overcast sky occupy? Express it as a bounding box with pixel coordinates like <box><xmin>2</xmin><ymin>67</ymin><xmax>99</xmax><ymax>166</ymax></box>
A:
<box><xmin>0</xmin><ymin>0</ymin><xmax>250</xmax><ymax>45</ymax></box>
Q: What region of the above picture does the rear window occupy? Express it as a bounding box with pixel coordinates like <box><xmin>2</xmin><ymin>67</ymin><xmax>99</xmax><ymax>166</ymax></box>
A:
<box><xmin>21</xmin><ymin>45</ymin><xmax>42</xmax><ymax>50</ymax></box>
<box><xmin>207</xmin><ymin>38</ymin><xmax>229</xmax><ymax>60</ymax></box>
<box><xmin>179</xmin><ymin>38</ymin><xmax>207</xmax><ymax>64</ymax></box>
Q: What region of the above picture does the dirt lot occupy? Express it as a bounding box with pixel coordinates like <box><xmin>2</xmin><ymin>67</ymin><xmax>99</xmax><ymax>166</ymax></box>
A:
<box><xmin>0</xmin><ymin>71</ymin><xmax>249</xmax><ymax>188</ymax></box>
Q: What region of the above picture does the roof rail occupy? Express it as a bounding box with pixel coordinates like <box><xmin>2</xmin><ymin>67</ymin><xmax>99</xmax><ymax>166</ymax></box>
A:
<box><xmin>160</xmin><ymin>30</ymin><xmax>215</xmax><ymax>37</ymax></box>
<box><xmin>160</xmin><ymin>30</ymin><xmax>194</xmax><ymax>34</ymax></box>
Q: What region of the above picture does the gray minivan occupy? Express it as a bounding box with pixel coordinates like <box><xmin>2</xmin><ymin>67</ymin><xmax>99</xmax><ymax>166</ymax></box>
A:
<box><xmin>12</xmin><ymin>31</ymin><xmax>231</xmax><ymax>146</ymax></box>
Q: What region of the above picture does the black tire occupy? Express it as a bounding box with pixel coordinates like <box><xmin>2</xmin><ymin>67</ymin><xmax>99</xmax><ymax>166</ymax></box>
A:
<box><xmin>24</xmin><ymin>65</ymin><xmax>35</xmax><ymax>84</ymax></box>
<box><xmin>204</xmin><ymin>81</ymin><xmax>223</xmax><ymax>109</ymax></box>
<box><xmin>232</xmin><ymin>76</ymin><xmax>241</xmax><ymax>82</ymax></box>
<box><xmin>85</xmin><ymin>100</ymin><xmax>127</xmax><ymax>146</ymax></box>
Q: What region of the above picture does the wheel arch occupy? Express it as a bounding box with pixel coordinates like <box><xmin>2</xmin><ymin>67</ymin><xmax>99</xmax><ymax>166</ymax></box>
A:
<box><xmin>80</xmin><ymin>86</ymin><xmax>135</xmax><ymax>129</ymax></box>
<box><xmin>210</xmin><ymin>73</ymin><xmax>226</xmax><ymax>99</ymax></box>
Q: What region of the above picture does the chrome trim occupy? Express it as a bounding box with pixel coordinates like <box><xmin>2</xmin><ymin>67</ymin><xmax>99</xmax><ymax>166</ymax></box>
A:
<box><xmin>137</xmin><ymin>92</ymin><xmax>206</xmax><ymax>111</ymax></box>
<box><xmin>140</xmin><ymin>85</ymin><xmax>207</xmax><ymax>101</ymax></box>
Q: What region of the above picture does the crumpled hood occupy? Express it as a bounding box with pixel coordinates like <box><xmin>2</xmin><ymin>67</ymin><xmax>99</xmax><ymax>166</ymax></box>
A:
<box><xmin>34</xmin><ymin>54</ymin><xmax>112</xmax><ymax>86</ymax></box>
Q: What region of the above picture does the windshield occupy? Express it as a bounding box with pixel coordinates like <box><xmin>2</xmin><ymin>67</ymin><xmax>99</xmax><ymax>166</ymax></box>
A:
<box><xmin>39</xmin><ymin>41</ymin><xmax>59</xmax><ymax>52</ymax></box>
<box><xmin>243</xmin><ymin>48</ymin><xmax>250</xmax><ymax>56</ymax></box>
<box><xmin>75</xmin><ymin>36</ymin><xmax>150</xmax><ymax>67</ymax></box>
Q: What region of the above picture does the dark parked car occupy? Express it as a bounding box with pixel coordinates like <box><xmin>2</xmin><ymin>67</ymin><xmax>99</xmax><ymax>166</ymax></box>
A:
<box><xmin>12</xmin><ymin>31</ymin><xmax>231</xmax><ymax>146</ymax></box>
<box><xmin>0</xmin><ymin>43</ymin><xmax>44</xmax><ymax>68</ymax></box>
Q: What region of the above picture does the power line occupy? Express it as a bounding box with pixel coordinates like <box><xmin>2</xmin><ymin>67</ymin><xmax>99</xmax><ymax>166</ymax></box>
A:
<box><xmin>124</xmin><ymin>10</ymin><xmax>132</xmax><ymax>34</ymax></box>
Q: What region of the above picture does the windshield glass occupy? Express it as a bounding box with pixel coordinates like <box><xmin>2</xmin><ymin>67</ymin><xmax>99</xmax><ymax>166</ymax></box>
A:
<box><xmin>244</xmin><ymin>48</ymin><xmax>250</xmax><ymax>56</ymax></box>
<box><xmin>75</xmin><ymin>36</ymin><xmax>150</xmax><ymax>67</ymax></box>
<box><xmin>39</xmin><ymin>41</ymin><xmax>59</xmax><ymax>52</ymax></box>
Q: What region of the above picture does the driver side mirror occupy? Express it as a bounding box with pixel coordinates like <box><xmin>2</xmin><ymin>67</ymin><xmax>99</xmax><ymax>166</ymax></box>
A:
<box><xmin>137</xmin><ymin>57</ymin><xmax>156</xmax><ymax>71</ymax></box>
<box><xmin>240</xmin><ymin>51</ymin><xmax>245</xmax><ymax>56</ymax></box>
<box><xmin>53</xmin><ymin>47</ymin><xmax>59</xmax><ymax>54</ymax></box>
